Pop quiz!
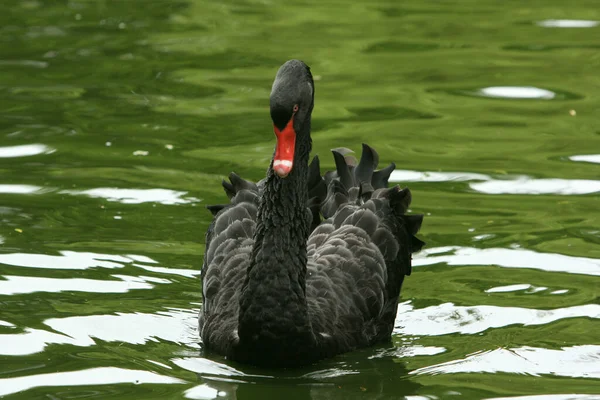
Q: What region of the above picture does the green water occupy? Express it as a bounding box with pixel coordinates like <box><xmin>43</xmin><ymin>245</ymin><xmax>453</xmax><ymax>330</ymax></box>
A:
<box><xmin>1</xmin><ymin>0</ymin><xmax>599</xmax><ymax>398</ymax></box>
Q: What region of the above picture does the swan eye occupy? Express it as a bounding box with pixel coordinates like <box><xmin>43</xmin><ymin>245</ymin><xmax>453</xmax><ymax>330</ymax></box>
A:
<box><xmin>293</xmin><ymin>104</ymin><xmax>299</xmax><ymax>112</ymax></box>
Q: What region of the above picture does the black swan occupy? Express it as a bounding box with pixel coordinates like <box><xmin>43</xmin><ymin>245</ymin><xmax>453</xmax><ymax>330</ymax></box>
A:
<box><xmin>199</xmin><ymin>60</ymin><xmax>424</xmax><ymax>367</ymax></box>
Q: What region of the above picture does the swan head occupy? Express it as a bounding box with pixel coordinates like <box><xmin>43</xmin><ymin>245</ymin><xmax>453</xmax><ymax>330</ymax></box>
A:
<box><xmin>270</xmin><ymin>59</ymin><xmax>314</xmax><ymax>178</ymax></box>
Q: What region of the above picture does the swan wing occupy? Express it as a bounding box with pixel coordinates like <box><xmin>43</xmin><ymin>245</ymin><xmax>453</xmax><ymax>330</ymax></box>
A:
<box><xmin>200</xmin><ymin>174</ymin><xmax>259</xmax><ymax>353</ymax></box>
<box><xmin>306</xmin><ymin>144</ymin><xmax>425</xmax><ymax>351</ymax></box>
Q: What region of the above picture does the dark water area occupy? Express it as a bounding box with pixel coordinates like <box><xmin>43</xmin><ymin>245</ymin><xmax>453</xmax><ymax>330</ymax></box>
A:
<box><xmin>0</xmin><ymin>0</ymin><xmax>599</xmax><ymax>399</ymax></box>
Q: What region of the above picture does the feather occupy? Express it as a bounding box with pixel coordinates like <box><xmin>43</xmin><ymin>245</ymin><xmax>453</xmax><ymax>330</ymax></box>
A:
<box><xmin>200</xmin><ymin>61</ymin><xmax>425</xmax><ymax>367</ymax></box>
<box><xmin>332</xmin><ymin>150</ymin><xmax>353</xmax><ymax>190</ymax></box>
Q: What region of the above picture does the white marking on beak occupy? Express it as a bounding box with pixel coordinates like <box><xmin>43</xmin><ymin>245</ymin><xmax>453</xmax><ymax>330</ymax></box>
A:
<box><xmin>273</xmin><ymin>160</ymin><xmax>293</xmax><ymax>168</ymax></box>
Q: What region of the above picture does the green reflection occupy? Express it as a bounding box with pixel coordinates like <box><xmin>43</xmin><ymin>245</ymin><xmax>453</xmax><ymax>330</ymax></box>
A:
<box><xmin>0</xmin><ymin>0</ymin><xmax>599</xmax><ymax>398</ymax></box>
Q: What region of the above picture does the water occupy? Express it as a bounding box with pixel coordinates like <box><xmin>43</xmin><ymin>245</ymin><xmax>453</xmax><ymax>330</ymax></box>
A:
<box><xmin>0</xmin><ymin>0</ymin><xmax>599</xmax><ymax>398</ymax></box>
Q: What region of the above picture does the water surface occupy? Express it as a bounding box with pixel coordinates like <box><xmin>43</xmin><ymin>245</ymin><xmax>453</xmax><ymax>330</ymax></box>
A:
<box><xmin>1</xmin><ymin>0</ymin><xmax>599</xmax><ymax>399</ymax></box>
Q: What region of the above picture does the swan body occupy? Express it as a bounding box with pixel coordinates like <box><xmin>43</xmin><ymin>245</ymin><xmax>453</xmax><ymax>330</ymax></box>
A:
<box><xmin>199</xmin><ymin>60</ymin><xmax>424</xmax><ymax>367</ymax></box>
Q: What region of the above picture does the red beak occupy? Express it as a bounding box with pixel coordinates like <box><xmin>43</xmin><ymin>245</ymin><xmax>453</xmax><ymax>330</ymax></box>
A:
<box><xmin>273</xmin><ymin>116</ymin><xmax>296</xmax><ymax>178</ymax></box>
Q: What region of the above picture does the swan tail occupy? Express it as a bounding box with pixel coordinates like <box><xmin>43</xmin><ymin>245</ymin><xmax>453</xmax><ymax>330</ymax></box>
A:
<box><xmin>331</xmin><ymin>150</ymin><xmax>354</xmax><ymax>190</ymax></box>
<box><xmin>353</xmin><ymin>143</ymin><xmax>378</xmax><ymax>186</ymax></box>
<box><xmin>374</xmin><ymin>185</ymin><xmax>425</xmax><ymax>270</ymax></box>
<box><xmin>372</xmin><ymin>162</ymin><xmax>395</xmax><ymax>189</ymax></box>
<box><xmin>320</xmin><ymin>144</ymin><xmax>426</xmax><ymax>261</ymax></box>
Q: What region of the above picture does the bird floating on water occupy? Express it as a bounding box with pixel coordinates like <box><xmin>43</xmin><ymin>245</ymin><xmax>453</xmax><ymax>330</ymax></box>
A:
<box><xmin>199</xmin><ymin>60</ymin><xmax>425</xmax><ymax>367</ymax></box>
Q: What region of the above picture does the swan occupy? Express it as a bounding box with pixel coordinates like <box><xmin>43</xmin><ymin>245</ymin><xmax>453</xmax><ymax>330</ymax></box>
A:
<box><xmin>199</xmin><ymin>60</ymin><xmax>424</xmax><ymax>367</ymax></box>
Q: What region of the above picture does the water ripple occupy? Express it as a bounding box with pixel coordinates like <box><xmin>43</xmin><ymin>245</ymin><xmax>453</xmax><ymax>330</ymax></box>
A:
<box><xmin>0</xmin><ymin>251</ymin><xmax>136</xmax><ymax>270</ymax></box>
<box><xmin>60</xmin><ymin>187</ymin><xmax>200</xmax><ymax>205</ymax></box>
<box><xmin>537</xmin><ymin>19</ymin><xmax>599</xmax><ymax>28</ymax></box>
<box><xmin>415</xmin><ymin>246</ymin><xmax>600</xmax><ymax>276</ymax></box>
<box><xmin>0</xmin><ymin>185</ymin><xmax>200</xmax><ymax>205</ymax></box>
<box><xmin>390</xmin><ymin>170</ymin><xmax>600</xmax><ymax>195</ymax></box>
<box><xmin>470</xmin><ymin>178</ymin><xmax>600</xmax><ymax>195</ymax></box>
<box><xmin>368</xmin><ymin>345</ymin><xmax>446</xmax><ymax>359</ymax></box>
<box><xmin>173</xmin><ymin>358</ymin><xmax>249</xmax><ymax>378</ymax></box>
<box><xmin>476</xmin><ymin>86</ymin><xmax>556</xmax><ymax>99</ymax></box>
<box><xmin>0</xmin><ymin>328</ymin><xmax>77</xmax><ymax>356</ymax></box>
<box><xmin>570</xmin><ymin>154</ymin><xmax>600</xmax><ymax>164</ymax></box>
<box><xmin>184</xmin><ymin>384</ymin><xmax>224</xmax><ymax>400</ymax></box>
<box><xmin>0</xmin><ymin>308</ymin><xmax>197</xmax><ymax>356</ymax></box>
<box><xmin>134</xmin><ymin>263</ymin><xmax>200</xmax><ymax>278</ymax></box>
<box><xmin>0</xmin><ymin>274</ymin><xmax>164</xmax><ymax>295</ymax></box>
<box><xmin>486</xmin><ymin>284</ymin><xmax>556</xmax><ymax>294</ymax></box>
<box><xmin>437</xmin><ymin>86</ymin><xmax>582</xmax><ymax>101</ymax></box>
<box><xmin>0</xmin><ymin>367</ymin><xmax>185</xmax><ymax>397</ymax></box>
<box><xmin>485</xmin><ymin>284</ymin><xmax>533</xmax><ymax>293</ymax></box>
<box><xmin>0</xmin><ymin>250</ymin><xmax>196</xmax><ymax>279</ymax></box>
<box><xmin>395</xmin><ymin>302</ymin><xmax>600</xmax><ymax>336</ymax></box>
<box><xmin>410</xmin><ymin>345</ymin><xmax>600</xmax><ymax>378</ymax></box>
<box><xmin>390</xmin><ymin>169</ymin><xmax>490</xmax><ymax>182</ymax></box>
<box><xmin>0</xmin><ymin>320</ymin><xmax>15</xmax><ymax>328</ymax></box>
<box><xmin>0</xmin><ymin>144</ymin><xmax>54</xmax><ymax>158</ymax></box>
<box><xmin>0</xmin><ymin>184</ymin><xmax>46</xmax><ymax>194</ymax></box>
<box><xmin>0</xmin><ymin>60</ymin><xmax>49</xmax><ymax>68</ymax></box>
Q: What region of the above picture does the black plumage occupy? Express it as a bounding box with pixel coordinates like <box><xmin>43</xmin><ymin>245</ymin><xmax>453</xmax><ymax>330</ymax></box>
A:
<box><xmin>199</xmin><ymin>60</ymin><xmax>424</xmax><ymax>367</ymax></box>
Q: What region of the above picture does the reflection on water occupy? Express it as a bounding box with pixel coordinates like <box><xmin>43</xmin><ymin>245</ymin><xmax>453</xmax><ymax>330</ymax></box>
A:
<box><xmin>390</xmin><ymin>170</ymin><xmax>600</xmax><ymax>195</ymax></box>
<box><xmin>179</xmin><ymin>349</ymin><xmax>422</xmax><ymax>400</ymax></box>
<box><xmin>45</xmin><ymin>308</ymin><xmax>197</xmax><ymax>347</ymax></box>
<box><xmin>0</xmin><ymin>308</ymin><xmax>197</xmax><ymax>356</ymax></box>
<box><xmin>439</xmin><ymin>86</ymin><xmax>582</xmax><ymax>101</ymax></box>
<box><xmin>570</xmin><ymin>154</ymin><xmax>600</xmax><ymax>164</ymax></box>
<box><xmin>390</xmin><ymin>170</ymin><xmax>490</xmax><ymax>182</ymax></box>
<box><xmin>395</xmin><ymin>301</ymin><xmax>600</xmax><ymax>336</ymax></box>
<box><xmin>415</xmin><ymin>246</ymin><xmax>600</xmax><ymax>276</ymax></box>
<box><xmin>486</xmin><ymin>284</ymin><xmax>558</xmax><ymax>294</ymax></box>
<box><xmin>0</xmin><ymin>250</ymin><xmax>137</xmax><ymax>270</ymax></box>
<box><xmin>0</xmin><ymin>186</ymin><xmax>200</xmax><ymax>204</ymax></box>
<box><xmin>537</xmin><ymin>19</ymin><xmax>600</xmax><ymax>28</ymax></box>
<box><xmin>485</xmin><ymin>284</ymin><xmax>533</xmax><ymax>293</ymax></box>
<box><xmin>470</xmin><ymin>178</ymin><xmax>600</xmax><ymax>195</ymax></box>
<box><xmin>0</xmin><ymin>367</ymin><xmax>185</xmax><ymax>397</ymax></box>
<box><xmin>60</xmin><ymin>188</ymin><xmax>200</xmax><ymax>205</ymax></box>
<box><xmin>368</xmin><ymin>345</ymin><xmax>446</xmax><ymax>359</ymax></box>
<box><xmin>0</xmin><ymin>250</ymin><xmax>198</xmax><ymax>279</ymax></box>
<box><xmin>184</xmin><ymin>384</ymin><xmax>225</xmax><ymax>400</ymax></box>
<box><xmin>0</xmin><ymin>184</ymin><xmax>46</xmax><ymax>194</ymax></box>
<box><xmin>0</xmin><ymin>144</ymin><xmax>54</xmax><ymax>158</ymax></box>
<box><xmin>134</xmin><ymin>263</ymin><xmax>200</xmax><ymax>278</ymax></box>
<box><xmin>173</xmin><ymin>357</ymin><xmax>251</xmax><ymax>378</ymax></box>
<box><xmin>412</xmin><ymin>345</ymin><xmax>600</xmax><ymax>378</ymax></box>
<box><xmin>2</xmin><ymin>0</ymin><xmax>600</xmax><ymax>398</ymax></box>
<box><xmin>475</xmin><ymin>86</ymin><xmax>556</xmax><ymax>99</ymax></box>
<box><xmin>0</xmin><ymin>274</ymin><xmax>159</xmax><ymax>295</ymax></box>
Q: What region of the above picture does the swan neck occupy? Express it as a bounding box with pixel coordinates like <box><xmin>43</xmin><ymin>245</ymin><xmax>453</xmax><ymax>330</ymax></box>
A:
<box><xmin>237</xmin><ymin>126</ymin><xmax>315</xmax><ymax>355</ymax></box>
